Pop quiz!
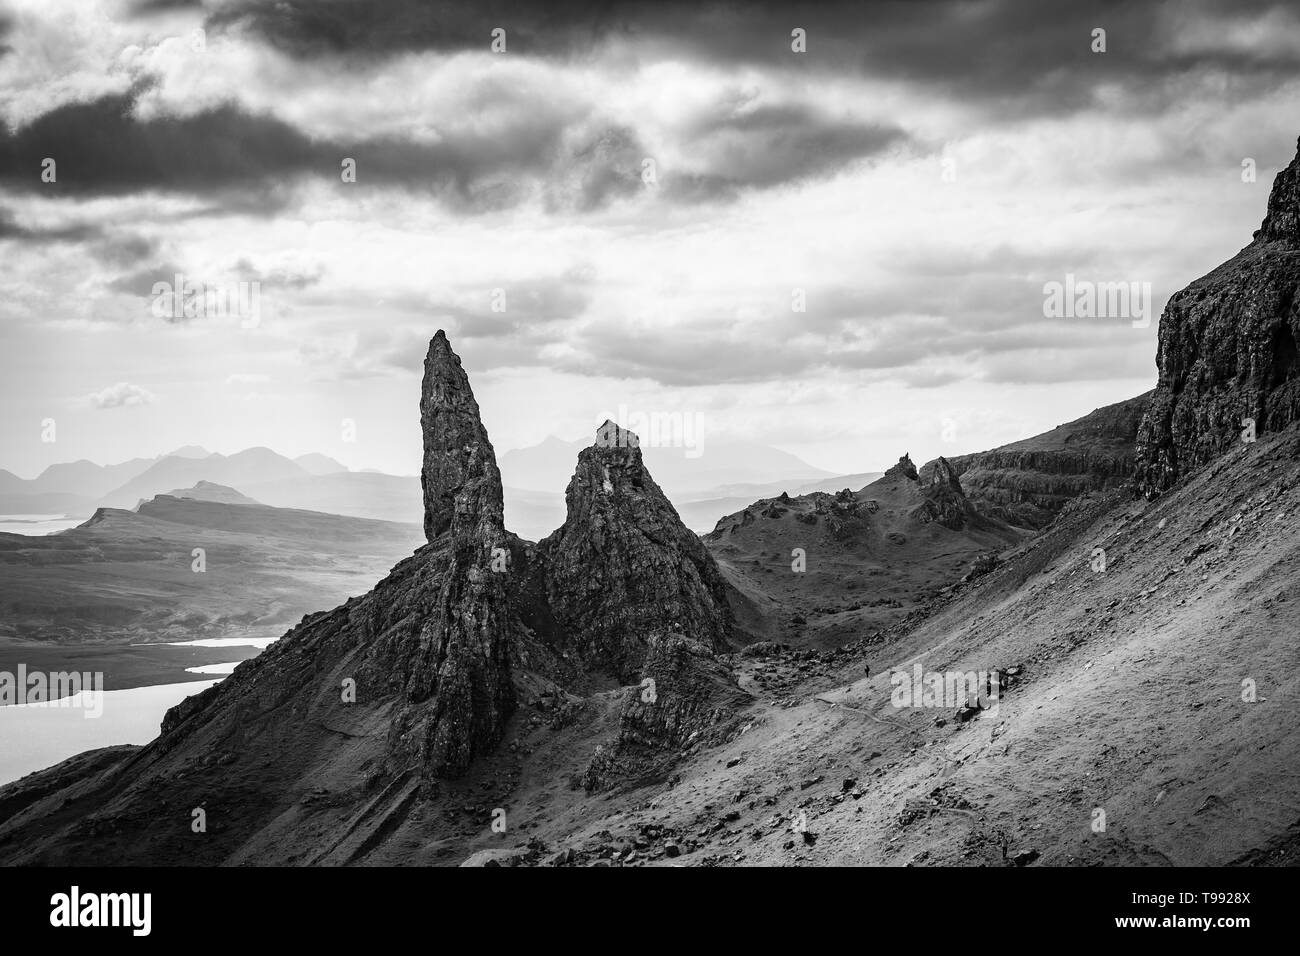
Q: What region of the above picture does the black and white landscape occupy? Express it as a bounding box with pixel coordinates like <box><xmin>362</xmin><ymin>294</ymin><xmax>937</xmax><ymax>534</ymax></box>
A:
<box><xmin>1</xmin><ymin>0</ymin><xmax>1299</xmax><ymax>876</ymax></box>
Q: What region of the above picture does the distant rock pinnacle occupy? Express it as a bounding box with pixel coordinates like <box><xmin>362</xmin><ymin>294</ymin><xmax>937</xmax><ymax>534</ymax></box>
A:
<box><xmin>884</xmin><ymin>453</ymin><xmax>919</xmax><ymax>482</ymax></box>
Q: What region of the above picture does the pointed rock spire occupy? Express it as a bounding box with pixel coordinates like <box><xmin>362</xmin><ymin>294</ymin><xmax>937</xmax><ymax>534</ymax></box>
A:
<box><xmin>420</xmin><ymin>330</ymin><xmax>504</xmax><ymax>542</ymax></box>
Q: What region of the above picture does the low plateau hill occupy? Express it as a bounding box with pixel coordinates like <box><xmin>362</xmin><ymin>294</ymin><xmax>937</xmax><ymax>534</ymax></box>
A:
<box><xmin>705</xmin><ymin>454</ymin><xmax>1023</xmax><ymax>649</ymax></box>
<box><xmin>157</xmin><ymin>481</ymin><xmax>261</xmax><ymax>506</ymax></box>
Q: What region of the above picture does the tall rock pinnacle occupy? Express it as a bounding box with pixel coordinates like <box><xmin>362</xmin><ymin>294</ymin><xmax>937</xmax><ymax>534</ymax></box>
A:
<box><xmin>420</xmin><ymin>330</ymin><xmax>504</xmax><ymax>541</ymax></box>
<box><xmin>397</xmin><ymin>331</ymin><xmax>515</xmax><ymax>776</ymax></box>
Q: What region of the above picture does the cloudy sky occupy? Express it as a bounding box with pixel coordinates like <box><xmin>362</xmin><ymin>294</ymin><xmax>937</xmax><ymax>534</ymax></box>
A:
<box><xmin>2</xmin><ymin>0</ymin><xmax>1299</xmax><ymax>482</ymax></box>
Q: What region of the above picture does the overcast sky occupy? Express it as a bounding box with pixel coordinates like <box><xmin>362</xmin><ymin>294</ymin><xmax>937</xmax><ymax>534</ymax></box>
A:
<box><xmin>2</xmin><ymin>0</ymin><xmax>1299</xmax><ymax>481</ymax></box>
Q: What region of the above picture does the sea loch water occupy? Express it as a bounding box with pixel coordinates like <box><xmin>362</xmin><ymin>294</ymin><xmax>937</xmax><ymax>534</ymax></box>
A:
<box><xmin>0</xmin><ymin>514</ymin><xmax>84</xmax><ymax>535</ymax></box>
<box><xmin>0</xmin><ymin>679</ymin><xmax>221</xmax><ymax>787</ymax></box>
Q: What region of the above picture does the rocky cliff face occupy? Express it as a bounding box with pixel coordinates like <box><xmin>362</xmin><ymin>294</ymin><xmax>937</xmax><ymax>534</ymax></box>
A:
<box><xmin>936</xmin><ymin>392</ymin><xmax>1151</xmax><ymax>529</ymax></box>
<box><xmin>537</xmin><ymin>420</ymin><xmax>734</xmax><ymax>682</ymax></box>
<box><xmin>1134</xmin><ymin>137</ymin><xmax>1300</xmax><ymax>496</ymax></box>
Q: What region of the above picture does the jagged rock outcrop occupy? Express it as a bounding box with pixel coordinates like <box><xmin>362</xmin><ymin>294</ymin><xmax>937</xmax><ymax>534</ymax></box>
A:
<box><xmin>537</xmin><ymin>421</ymin><xmax>734</xmax><ymax>682</ymax></box>
<box><xmin>821</xmin><ymin>486</ymin><xmax>874</xmax><ymax>539</ymax></box>
<box><xmin>580</xmin><ymin>634</ymin><xmax>749</xmax><ymax>791</ymax></box>
<box><xmin>1135</xmin><ymin>136</ymin><xmax>1300</xmax><ymax>496</ymax></box>
<box><xmin>913</xmin><ymin>455</ymin><xmax>975</xmax><ymax>530</ymax></box>
<box><xmin>883</xmin><ymin>453</ymin><xmax>919</xmax><ymax>482</ymax></box>
<box><xmin>935</xmin><ymin>392</ymin><xmax>1150</xmax><ymax>529</ymax></box>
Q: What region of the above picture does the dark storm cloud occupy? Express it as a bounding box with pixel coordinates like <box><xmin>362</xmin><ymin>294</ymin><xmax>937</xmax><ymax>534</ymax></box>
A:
<box><xmin>0</xmin><ymin>86</ymin><xmax>902</xmax><ymax>212</ymax></box>
<box><xmin>0</xmin><ymin>89</ymin><xmax>580</xmax><ymax>212</ymax></box>
<box><xmin>131</xmin><ymin>0</ymin><xmax>205</xmax><ymax>12</ymax></box>
<box><xmin>0</xmin><ymin>91</ymin><xmax>329</xmax><ymax>205</ymax></box>
<box><xmin>206</xmin><ymin>0</ymin><xmax>628</xmax><ymax>59</ymax></box>
<box><xmin>207</xmin><ymin>0</ymin><xmax>1300</xmax><ymax>114</ymax></box>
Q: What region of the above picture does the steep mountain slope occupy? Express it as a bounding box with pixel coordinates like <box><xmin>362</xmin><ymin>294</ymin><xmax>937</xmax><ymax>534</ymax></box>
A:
<box><xmin>436</xmin><ymin>419</ymin><xmax>1298</xmax><ymax>868</ymax></box>
<box><xmin>10</xmin><ymin>420</ymin><xmax>1289</xmax><ymax>867</ymax></box>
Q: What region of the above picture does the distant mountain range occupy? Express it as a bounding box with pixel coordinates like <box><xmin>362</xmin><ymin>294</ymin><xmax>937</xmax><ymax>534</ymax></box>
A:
<box><xmin>1</xmin><ymin>439</ymin><xmax>881</xmax><ymax>540</ymax></box>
